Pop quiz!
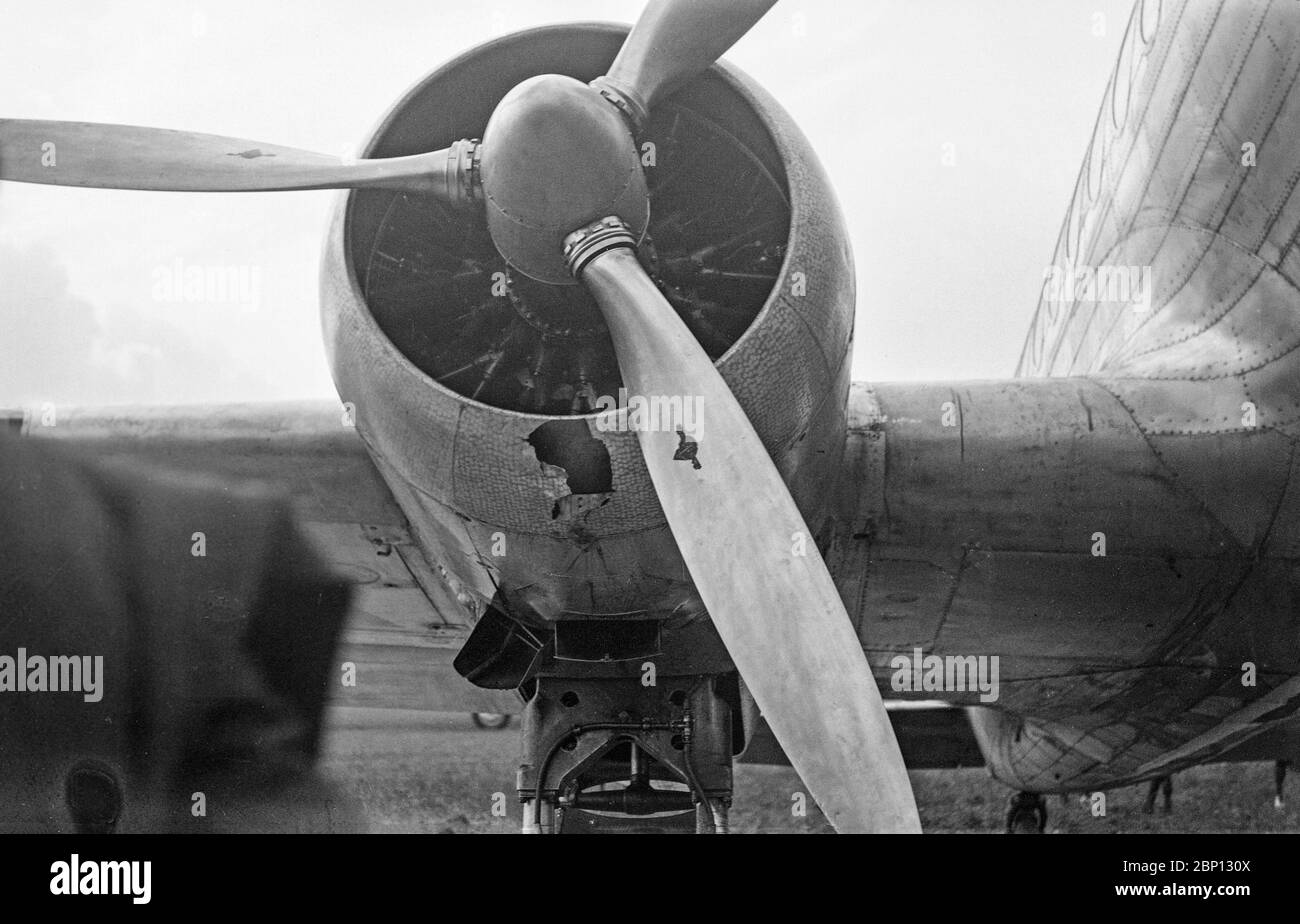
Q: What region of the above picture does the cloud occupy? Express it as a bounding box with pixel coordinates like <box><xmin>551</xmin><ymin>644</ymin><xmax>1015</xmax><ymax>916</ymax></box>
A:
<box><xmin>0</xmin><ymin>242</ymin><xmax>269</xmax><ymax>406</ymax></box>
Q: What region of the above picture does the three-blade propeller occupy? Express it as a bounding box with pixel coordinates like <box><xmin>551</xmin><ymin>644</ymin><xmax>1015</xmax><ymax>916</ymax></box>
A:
<box><xmin>0</xmin><ymin>0</ymin><xmax>921</xmax><ymax>833</ymax></box>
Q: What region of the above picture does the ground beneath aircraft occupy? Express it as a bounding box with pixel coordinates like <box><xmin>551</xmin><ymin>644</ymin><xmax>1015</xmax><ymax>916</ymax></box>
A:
<box><xmin>323</xmin><ymin>707</ymin><xmax>1300</xmax><ymax>834</ymax></box>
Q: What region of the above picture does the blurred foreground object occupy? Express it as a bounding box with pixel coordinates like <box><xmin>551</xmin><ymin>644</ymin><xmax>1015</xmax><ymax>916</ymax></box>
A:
<box><xmin>0</xmin><ymin>434</ymin><xmax>360</xmax><ymax>832</ymax></box>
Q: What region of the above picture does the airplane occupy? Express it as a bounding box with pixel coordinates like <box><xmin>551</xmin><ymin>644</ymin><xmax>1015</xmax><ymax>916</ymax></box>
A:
<box><xmin>5</xmin><ymin>0</ymin><xmax>1300</xmax><ymax>834</ymax></box>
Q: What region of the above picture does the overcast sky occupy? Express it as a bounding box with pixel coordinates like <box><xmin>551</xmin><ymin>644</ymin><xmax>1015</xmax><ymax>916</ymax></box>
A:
<box><xmin>0</xmin><ymin>0</ymin><xmax>1132</xmax><ymax>406</ymax></box>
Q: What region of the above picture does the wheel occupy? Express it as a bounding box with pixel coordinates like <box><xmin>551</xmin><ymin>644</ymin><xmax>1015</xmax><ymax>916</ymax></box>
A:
<box><xmin>1005</xmin><ymin>792</ymin><xmax>1047</xmax><ymax>833</ymax></box>
<box><xmin>471</xmin><ymin>712</ymin><xmax>511</xmax><ymax>730</ymax></box>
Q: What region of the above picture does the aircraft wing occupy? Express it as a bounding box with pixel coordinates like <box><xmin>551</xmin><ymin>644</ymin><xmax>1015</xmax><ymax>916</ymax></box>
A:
<box><xmin>740</xmin><ymin>701</ymin><xmax>985</xmax><ymax>771</ymax></box>
<box><xmin>7</xmin><ymin>400</ymin><xmax>519</xmax><ymax>715</ymax></box>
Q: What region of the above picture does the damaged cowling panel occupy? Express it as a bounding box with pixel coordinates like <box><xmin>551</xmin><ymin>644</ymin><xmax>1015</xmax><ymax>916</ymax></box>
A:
<box><xmin>527</xmin><ymin>419</ymin><xmax>613</xmax><ymax>522</ymax></box>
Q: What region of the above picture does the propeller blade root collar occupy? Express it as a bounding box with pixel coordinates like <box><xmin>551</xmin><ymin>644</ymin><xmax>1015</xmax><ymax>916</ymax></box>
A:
<box><xmin>563</xmin><ymin>216</ymin><xmax>638</xmax><ymax>278</ymax></box>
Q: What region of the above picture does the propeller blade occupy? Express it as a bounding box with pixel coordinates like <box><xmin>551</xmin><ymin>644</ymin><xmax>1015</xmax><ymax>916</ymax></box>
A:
<box><xmin>593</xmin><ymin>0</ymin><xmax>777</xmax><ymax>129</ymax></box>
<box><xmin>566</xmin><ymin>219</ymin><xmax>922</xmax><ymax>834</ymax></box>
<box><xmin>0</xmin><ymin>120</ymin><xmax>479</xmax><ymax>200</ymax></box>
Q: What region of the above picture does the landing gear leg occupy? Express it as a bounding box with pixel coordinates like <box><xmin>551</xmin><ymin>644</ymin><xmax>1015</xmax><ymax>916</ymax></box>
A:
<box><xmin>518</xmin><ymin>675</ymin><xmax>735</xmax><ymax>833</ymax></box>
<box><xmin>1005</xmin><ymin>791</ymin><xmax>1047</xmax><ymax>833</ymax></box>
<box><xmin>1142</xmin><ymin>775</ymin><xmax>1173</xmax><ymax>815</ymax></box>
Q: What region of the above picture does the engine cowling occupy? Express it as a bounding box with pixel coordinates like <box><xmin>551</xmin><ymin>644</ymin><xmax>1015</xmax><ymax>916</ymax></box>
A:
<box><xmin>321</xmin><ymin>23</ymin><xmax>854</xmax><ymax>624</ymax></box>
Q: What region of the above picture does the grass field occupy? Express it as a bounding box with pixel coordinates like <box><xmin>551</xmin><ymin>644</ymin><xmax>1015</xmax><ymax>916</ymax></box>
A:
<box><xmin>322</xmin><ymin>707</ymin><xmax>1300</xmax><ymax>834</ymax></box>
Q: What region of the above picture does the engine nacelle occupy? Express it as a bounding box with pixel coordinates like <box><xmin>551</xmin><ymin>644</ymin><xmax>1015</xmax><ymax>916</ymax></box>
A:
<box><xmin>321</xmin><ymin>23</ymin><xmax>853</xmax><ymax>624</ymax></box>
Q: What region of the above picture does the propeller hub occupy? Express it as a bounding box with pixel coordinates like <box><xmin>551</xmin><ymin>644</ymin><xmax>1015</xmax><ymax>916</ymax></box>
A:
<box><xmin>480</xmin><ymin>74</ymin><xmax>649</xmax><ymax>286</ymax></box>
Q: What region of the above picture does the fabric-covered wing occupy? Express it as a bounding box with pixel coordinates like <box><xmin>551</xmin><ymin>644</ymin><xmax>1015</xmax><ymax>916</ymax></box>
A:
<box><xmin>8</xmin><ymin>400</ymin><xmax>518</xmax><ymax>714</ymax></box>
<box><xmin>1018</xmin><ymin>0</ymin><xmax>1300</xmax><ymax>406</ymax></box>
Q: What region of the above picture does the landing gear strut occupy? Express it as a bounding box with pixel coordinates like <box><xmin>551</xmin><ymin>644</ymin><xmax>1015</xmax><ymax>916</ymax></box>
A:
<box><xmin>518</xmin><ymin>675</ymin><xmax>734</xmax><ymax>833</ymax></box>
<box><xmin>1141</xmin><ymin>775</ymin><xmax>1172</xmax><ymax>815</ymax></box>
<box><xmin>1005</xmin><ymin>792</ymin><xmax>1047</xmax><ymax>833</ymax></box>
